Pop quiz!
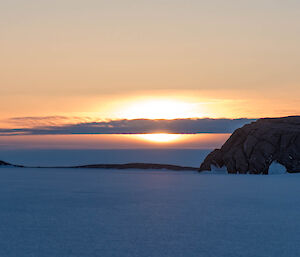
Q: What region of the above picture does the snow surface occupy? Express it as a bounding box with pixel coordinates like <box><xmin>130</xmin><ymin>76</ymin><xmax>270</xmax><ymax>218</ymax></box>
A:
<box><xmin>208</xmin><ymin>163</ymin><xmax>287</xmax><ymax>175</ymax></box>
<box><xmin>0</xmin><ymin>167</ymin><xmax>299</xmax><ymax>257</ymax></box>
<box><xmin>268</xmin><ymin>162</ymin><xmax>287</xmax><ymax>174</ymax></box>
<box><xmin>210</xmin><ymin>165</ymin><xmax>228</xmax><ymax>174</ymax></box>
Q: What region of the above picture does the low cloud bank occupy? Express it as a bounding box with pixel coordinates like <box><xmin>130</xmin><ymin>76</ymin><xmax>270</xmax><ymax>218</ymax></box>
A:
<box><xmin>0</xmin><ymin>118</ymin><xmax>256</xmax><ymax>136</ymax></box>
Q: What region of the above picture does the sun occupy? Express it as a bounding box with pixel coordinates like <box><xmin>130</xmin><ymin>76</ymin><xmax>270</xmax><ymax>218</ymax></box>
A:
<box><xmin>136</xmin><ymin>133</ymin><xmax>182</xmax><ymax>143</ymax></box>
<box><xmin>117</xmin><ymin>99</ymin><xmax>199</xmax><ymax>119</ymax></box>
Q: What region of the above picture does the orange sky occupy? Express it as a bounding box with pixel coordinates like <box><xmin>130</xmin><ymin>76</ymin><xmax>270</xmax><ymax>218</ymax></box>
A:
<box><xmin>1</xmin><ymin>0</ymin><xmax>299</xmax><ymax>123</ymax></box>
<box><xmin>0</xmin><ymin>134</ymin><xmax>230</xmax><ymax>150</ymax></box>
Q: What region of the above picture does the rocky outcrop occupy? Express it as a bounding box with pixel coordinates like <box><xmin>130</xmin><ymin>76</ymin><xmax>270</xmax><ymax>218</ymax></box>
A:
<box><xmin>0</xmin><ymin>160</ymin><xmax>12</xmax><ymax>166</ymax></box>
<box><xmin>199</xmin><ymin>116</ymin><xmax>300</xmax><ymax>174</ymax></box>
<box><xmin>0</xmin><ymin>160</ymin><xmax>24</xmax><ymax>167</ymax></box>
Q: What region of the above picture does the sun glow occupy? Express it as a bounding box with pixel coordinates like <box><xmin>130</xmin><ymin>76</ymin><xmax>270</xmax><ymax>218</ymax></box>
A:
<box><xmin>136</xmin><ymin>133</ymin><xmax>182</xmax><ymax>143</ymax></box>
<box><xmin>118</xmin><ymin>99</ymin><xmax>200</xmax><ymax>119</ymax></box>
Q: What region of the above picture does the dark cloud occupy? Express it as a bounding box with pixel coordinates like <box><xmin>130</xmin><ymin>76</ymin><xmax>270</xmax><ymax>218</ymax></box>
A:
<box><xmin>6</xmin><ymin>116</ymin><xmax>95</xmax><ymax>127</ymax></box>
<box><xmin>0</xmin><ymin>118</ymin><xmax>256</xmax><ymax>136</ymax></box>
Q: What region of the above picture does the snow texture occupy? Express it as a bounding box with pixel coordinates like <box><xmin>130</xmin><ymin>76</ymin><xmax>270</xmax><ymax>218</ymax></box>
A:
<box><xmin>0</xmin><ymin>167</ymin><xmax>299</xmax><ymax>257</ymax></box>
<box><xmin>268</xmin><ymin>162</ymin><xmax>287</xmax><ymax>174</ymax></box>
<box><xmin>210</xmin><ymin>165</ymin><xmax>228</xmax><ymax>174</ymax></box>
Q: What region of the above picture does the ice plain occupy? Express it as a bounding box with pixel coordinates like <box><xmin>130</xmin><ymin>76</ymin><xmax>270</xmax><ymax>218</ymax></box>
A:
<box><xmin>0</xmin><ymin>163</ymin><xmax>300</xmax><ymax>257</ymax></box>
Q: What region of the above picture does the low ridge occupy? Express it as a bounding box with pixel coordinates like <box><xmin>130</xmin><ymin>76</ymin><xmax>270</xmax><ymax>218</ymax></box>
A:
<box><xmin>0</xmin><ymin>161</ymin><xmax>197</xmax><ymax>171</ymax></box>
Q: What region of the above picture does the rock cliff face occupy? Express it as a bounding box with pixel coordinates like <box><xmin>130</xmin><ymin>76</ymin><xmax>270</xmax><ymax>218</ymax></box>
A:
<box><xmin>199</xmin><ymin>116</ymin><xmax>300</xmax><ymax>174</ymax></box>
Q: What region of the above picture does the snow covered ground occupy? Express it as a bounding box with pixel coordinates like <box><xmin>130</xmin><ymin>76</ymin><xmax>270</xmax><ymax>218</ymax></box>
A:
<box><xmin>0</xmin><ymin>167</ymin><xmax>299</xmax><ymax>257</ymax></box>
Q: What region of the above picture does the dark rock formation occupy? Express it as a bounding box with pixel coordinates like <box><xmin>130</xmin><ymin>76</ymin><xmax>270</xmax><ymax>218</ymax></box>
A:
<box><xmin>0</xmin><ymin>160</ymin><xmax>12</xmax><ymax>166</ymax></box>
<box><xmin>199</xmin><ymin>116</ymin><xmax>300</xmax><ymax>174</ymax></box>
<box><xmin>0</xmin><ymin>160</ymin><xmax>24</xmax><ymax>168</ymax></box>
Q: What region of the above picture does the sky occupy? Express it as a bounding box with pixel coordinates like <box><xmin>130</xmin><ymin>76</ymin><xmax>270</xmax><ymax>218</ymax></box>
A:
<box><xmin>1</xmin><ymin>0</ymin><xmax>300</xmax><ymax>143</ymax></box>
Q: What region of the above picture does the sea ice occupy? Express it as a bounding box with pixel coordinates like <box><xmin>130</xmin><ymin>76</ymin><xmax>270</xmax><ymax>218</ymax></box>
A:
<box><xmin>210</xmin><ymin>165</ymin><xmax>228</xmax><ymax>174</ymax></box>
<box><xmin>0</xmin><ymin>167</ymin><xmax>299</xmax><ymax>257</ymax></box>
<box><xmin>268</xmin><ymin>162</ymin><xmax>287</xmax><ymax>174</ymax></box>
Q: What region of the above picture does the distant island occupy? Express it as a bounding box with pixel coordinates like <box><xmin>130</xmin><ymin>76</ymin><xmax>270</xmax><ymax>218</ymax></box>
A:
<box><xmin>0</xmin><ymin>160</ymin><xmax>198</xmax><ymax>172</ymax></box>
